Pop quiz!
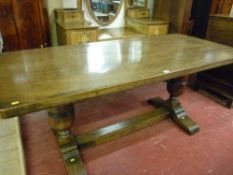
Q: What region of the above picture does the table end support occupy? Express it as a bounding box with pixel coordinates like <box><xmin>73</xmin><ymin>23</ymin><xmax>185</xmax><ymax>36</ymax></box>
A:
<box><xmin>48</xmin><ymin>104</ymin><xmax>88</xmax><ymax>175</ymax></box>
<box><xmin>148</xmin><ymin>77</ymin><xmax>200</xmax><ymax>135</ymax></box>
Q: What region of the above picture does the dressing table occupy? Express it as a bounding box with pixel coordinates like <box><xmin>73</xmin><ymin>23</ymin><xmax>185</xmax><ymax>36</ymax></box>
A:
<box><xmin>55</xmin><ymin>0</ymin><xmax>169</xmax><ymax>45</ymax></box>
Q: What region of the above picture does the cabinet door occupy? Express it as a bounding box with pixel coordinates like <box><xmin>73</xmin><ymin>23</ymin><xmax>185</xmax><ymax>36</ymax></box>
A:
<box><xmin>0</xmin><ymin>0</ymin><xmax>49</xmax><ymax>51</ymax></box>
<box><xmin>12</xmin><ymin>0</ymin><xmax>44</xmax><ymax>49</ymax></box>
<box><xmin>0</xmin><ymin>0</ymin><xmax>20</xmax><ymax>51</ymax></box>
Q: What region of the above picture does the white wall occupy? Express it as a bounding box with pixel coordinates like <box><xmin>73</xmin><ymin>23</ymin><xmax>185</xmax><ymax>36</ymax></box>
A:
<box><xmin>147</xmin><ymin>0</ymin><xmax>154</xmax><ymax>17</ymax></box>
<box><xmin>230</xmin><ymin>4</ymin><xmax>233</xmax><ymax>17</ymax></box>
<box><xmin>63</xmin><ymin>0</ymin><xmax>77</xmax><ymax>8</ymax></box>
<box><xmin>45</xmin><ymin>0</ymin><xmax>63</xmax><ymax>46</ymax></box>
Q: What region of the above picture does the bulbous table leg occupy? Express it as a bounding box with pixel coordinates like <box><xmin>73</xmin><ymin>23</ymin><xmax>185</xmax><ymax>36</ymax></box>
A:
<box><xmin>148</xmin><ymin>77</ymin><xmax>200</xmax><ymax>135</ymax></box>
<box><xmin>48</xmin><ymin>104</ymin><xmax>88</xmax><ymax>175</ymax></box>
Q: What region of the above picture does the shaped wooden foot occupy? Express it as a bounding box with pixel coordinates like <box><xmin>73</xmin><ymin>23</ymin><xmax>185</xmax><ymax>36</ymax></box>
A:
<box><xmin>148</xmin><ymin>77</ymin><xmax>200</xmax><ymax>135</ymax></box>
<box><xmin>48</xmin><ymin>104</ymin><xmax>88</xmax><ymax>175</ymax></box>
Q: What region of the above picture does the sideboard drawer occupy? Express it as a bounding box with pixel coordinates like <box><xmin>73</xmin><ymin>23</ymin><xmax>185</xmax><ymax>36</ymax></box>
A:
<box><xmin>126</xmin><ymin>17</ymin><xmax>169</xmax><ymax>36</ymax></box>
<box><xmin>67</xmin><ymin>30</ymin><xmax>98</xmax><ymax>44</ymax></box>
<box><xmin>148</xmin><ymin>24</ymin><xmax>169</xmax><ymax>36</ymax></box>
<box><xmin>127</xmin><ymin>9</ymin><xmax>150</xmax><ymax>18</ymax></box>
<box><xmin>55</xmin><ymin>9</ymin><xmax>84</xmax><ymax>22</ymax></box>
<box><xmin>64</xmin><ymin>12</ymin><xmax>84</xmax><ymax>22</ymax></box>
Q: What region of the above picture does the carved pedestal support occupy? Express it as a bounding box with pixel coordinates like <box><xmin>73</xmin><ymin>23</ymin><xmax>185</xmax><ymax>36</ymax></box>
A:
<box><xmin>47</xmin><ymin>77</ymin><xmax>199</xmax><ymax>175</ymax></box>
<box><xmin>149</xmin><ymin>77</ymin><xmax>200</xmax><ymax>135</ymax></box>
<box><xmin>48</xmin><ymin>104</ymin><xmax>87</xmax><ymax>175</ymax></box>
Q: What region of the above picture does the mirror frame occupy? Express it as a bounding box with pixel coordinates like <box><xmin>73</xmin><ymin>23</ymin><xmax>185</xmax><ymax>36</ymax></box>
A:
<box><xmin>86</xmin><ymin>0</ymin><xmax>124</xmax><ymax>26</ymax></box>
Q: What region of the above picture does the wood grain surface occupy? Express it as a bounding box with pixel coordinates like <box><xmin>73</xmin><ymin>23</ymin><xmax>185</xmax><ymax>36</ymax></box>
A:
<box><xmin>0</xmin><ymin>34</ymin><xmax>232</xmax><ymax>118</ymax></box>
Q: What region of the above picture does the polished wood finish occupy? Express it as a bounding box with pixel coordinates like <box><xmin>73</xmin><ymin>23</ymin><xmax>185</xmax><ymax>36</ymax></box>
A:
<box><xmin>126</xmin><ymin>18</ymin><xmax>169</xmax><ymax>36</ymax></box>
<box><xmin>0</xmin><ymin>117</ymin><xmax>26</xmax><ymax>175</ymax></box>
<box><xmin>1</xmin><ymin>35</ymin><xmax>233</xmax><ymax>175</ymax></box>
<box><xmin>56</xmin><ymin>21</ymin><xmax>99</xmax><ymax>45</ymax></box>
<box><xmin>195</xmin><ymin>15</ymin><xmax>233</xmax><ymax>108</ymax></box>
<box><xmin>98</xmin><ymin>27</ymin><xmax>145</xmax><ymax>41</ymax></box>
<box><xmin>0</xmin><ymin>34</ymin><xmax>233</xmax><ymax>118</ymax></box>
<box><xmin>153</xmin><ymin>0</ymin><xmax>193</xmax><ymax>34</ymax></box>
<box><xmin>0</xmin><ymin>0</ymin><xmax>49</xmax><ymax>51</ymax></box>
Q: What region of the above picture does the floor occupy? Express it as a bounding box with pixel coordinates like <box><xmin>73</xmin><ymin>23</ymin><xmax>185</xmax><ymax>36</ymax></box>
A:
<box><xmin>20</xmin><ymin>82</ymin><xmax>233</xmax><ymax>175</ymax></box>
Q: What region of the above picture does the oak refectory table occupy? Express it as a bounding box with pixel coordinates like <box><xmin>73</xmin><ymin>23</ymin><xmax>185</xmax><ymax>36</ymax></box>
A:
<box><xmin>0</xmin><ymin>34</ymin><xmax>233</xmax><ymax>175</ymax></box>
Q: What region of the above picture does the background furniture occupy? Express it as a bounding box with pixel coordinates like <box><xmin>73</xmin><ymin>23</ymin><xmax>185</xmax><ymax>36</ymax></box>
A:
<box><xmin>206</xmin><ymin>15</ymin><xmax>233</xmax><ymax>46</ymax></box>
<box><xmin>55</xmin><ymin>9</ymin><xmax>99</xmax><ymax>45</ymax></box>
<box><xmin>125</xmin><ymin>5</ymin><xmax>169</xmax><ymax>36</ymax></box>
<box><xmin>153</xmin><ymin>0</ymin><xmax>193</xmax><ymax>34</ymax></box>
<box><xmin>126</xmin><ymin>18</ymin><xmax>168</xmax><ymax>36</ymax></box>
<box><xmin>56</xmin><ymin>2</ymin><xmax>169</xmax><ymax>45</ymax></box>
<box><xmin>0</xmin><ymin>0</ymin><xmax>49</xmax><ymax>51</ymax></box>
<box><xmin>195</xmin><ymin>15</ymin><xmax>233</xmax><ymax>108</ymax></box>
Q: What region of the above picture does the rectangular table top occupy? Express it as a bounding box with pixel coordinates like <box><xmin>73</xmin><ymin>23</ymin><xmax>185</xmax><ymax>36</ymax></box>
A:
<box><xmin>0</xmin><ymin>34</ymin><xmax>233</xmax><ymax>118</ymax></box>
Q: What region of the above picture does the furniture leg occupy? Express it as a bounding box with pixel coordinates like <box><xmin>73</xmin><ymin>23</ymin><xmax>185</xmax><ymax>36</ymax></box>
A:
<box><xmin>48</xmin><ymin>104</ymin><xmax>88</xmax><ymax>175</ymax></box>
<box><xmin>148</xmin><ymin>77</ymin><xmax>200</xmax><ymax>135</ymax></box>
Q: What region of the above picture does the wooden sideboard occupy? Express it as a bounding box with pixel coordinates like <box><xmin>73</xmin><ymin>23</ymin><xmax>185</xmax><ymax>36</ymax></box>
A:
<box><xmin>195</xmin><ymin>15</ymin><xmax>233</xmax><ymax>108</ymax></box>
<box><xmin>126</xmin><ymin>18</ymin><xmax>169</xmax><ymax>36</ymax></box>
<box><xmin>56</xmin><ymin>21</ymin><xmax>99</xmax><ymax>45</ymax></box>
<box><xmin>55</xmin><ymin>9</ymin><xmax>99</xmax><ymax>45</ymax></box>
<box><xmin>153</xmin><ymin>0</ymin><xmax>193</xmax><ymax>34</ymax></box>
<box><xmin>206</xmin><ymin>15</ymin><xmax>233</xmax><ymax>46</ymax></box>
<box><xmin>127</xmin><ymin>8</ymin><xmax>150</xmax><ymax>18</ymax></box>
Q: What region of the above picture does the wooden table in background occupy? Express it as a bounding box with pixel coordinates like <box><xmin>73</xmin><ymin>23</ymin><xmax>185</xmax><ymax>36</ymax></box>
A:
<box><xmin>0</xmin><ymin>34</ymin><xmax>233</xmax><ymax>175</ymax></box>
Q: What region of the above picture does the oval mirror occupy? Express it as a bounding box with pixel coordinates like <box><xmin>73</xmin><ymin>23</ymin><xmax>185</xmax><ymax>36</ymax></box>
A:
<box><xmin>86</xmin><ymin>0</ymin><xmax>124</xmax><ymax>26</ymax></box>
